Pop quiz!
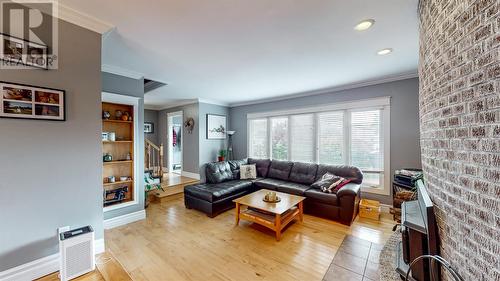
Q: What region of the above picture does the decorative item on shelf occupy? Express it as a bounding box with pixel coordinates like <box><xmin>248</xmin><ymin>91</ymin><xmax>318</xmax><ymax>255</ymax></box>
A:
<box><xmin>126</xmin><ymin>153</ymin><xmax>132</xmax><ymax>161</ymax></box>
<box><xmin>108</xmin><ymin>132</ymin><xmax>116</xmax><ymax>141</ymax></box>
<box><xmin>218</xmin><ymin>149</ymin><xmax>226</xmax><ymax>162</ymax></box>
<box><xmin>102</xmin><ymin>111</ymin><xmax>111</xmax><ymax>120</ymax></box>
<box><xmin>263</xmin><ymin>191</ymin><xmax>281</xmax><ymax>203</ymax></box>
<box><xmin>103</xmin><ymin>153</ymin><xmax>113</xmax><ymax>162</ymax></box>
<box><xmin>227</xmin><ymin>131</ymin><xmax>236</xmax><ymax>160</ymax></box>
<box><xmin>119</xmin><ymin>176</ymin><xmax>128</xmax><ymax>182</ymax></box>
<box><xmin>102</xmin><ymin>132</ymin><xmax>109</xmax><ymax>141</ymax></box>
<box><xmin>107</xmin><ymin>176</ymin><xmax>116</xmax><ymax>183</ymax></box>
<box><xmin>103</xmin><ymin>186</ymin><xmax>128</xmax><ymax>206</ymax></box>
<box><xmin>0</xmin><ymin>81</ymin><xmax>65</xmax><ymax>121</ymax></box>
<box><xmin>206</xmin><ymin>114</ymin><xmax>227</xmax><ymax>139</ymax></box>
<box><xmin>184</xmin><ymin>117</ymin><xmax>195</xmax><ymax>134</ymax></box>
<box><xmin>121</xmin><ymin>112</ymin><xmax>129</xmax><ymax>121</ymax></box>
<box><xmin>115</xmin><ymin>110</ymin><xmax>122</xmax><ymax>120</ymax></box>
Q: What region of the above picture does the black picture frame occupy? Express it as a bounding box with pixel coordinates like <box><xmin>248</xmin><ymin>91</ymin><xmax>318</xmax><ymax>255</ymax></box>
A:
<box><xmin>144</xmin><ymin>122</ymin><xmax>154</xmax><ymax>133</ymax></box>
<box><xmin>0</xmin><ymin>81</ymin><xmax>66</xmax><ymax>121</ymax></box>
<box><xmin>206</xmin><ymin>114</ymin><xmax>226</xmax><ymax>139</ymax></box>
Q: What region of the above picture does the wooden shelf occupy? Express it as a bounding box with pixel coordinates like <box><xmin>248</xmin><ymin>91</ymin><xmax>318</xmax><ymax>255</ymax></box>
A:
<box><xmin>102</xmin><ymin>101</ymin><xmax>135</xmax><ymax>210</ymax></box>
<box><xmin>103</xmin><ymin>119</ymin><xmax>132</xmax><ymax>124</ymax></box>
<box><xmin>103</xmin><ymin>180</ymin><xmax>133</xmax><ymax>187</ymax></box>
<box><xmin>104</xmin><ymin>160</ymin><xmax>133</xmax><ymax>165</ymax></box>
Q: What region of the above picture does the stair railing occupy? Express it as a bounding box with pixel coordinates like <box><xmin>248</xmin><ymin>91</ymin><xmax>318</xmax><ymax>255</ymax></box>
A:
<box><xmin>145</xmin><ymin>139</ymin><xmax>164</xmax><ymax>179</ymax></box>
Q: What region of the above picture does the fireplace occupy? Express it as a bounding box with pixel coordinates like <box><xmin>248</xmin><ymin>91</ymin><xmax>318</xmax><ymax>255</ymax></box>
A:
<box><xmin>396</xmin><ymin>180</ymin><xmax>439</xmax><ymax>280</ymax></box>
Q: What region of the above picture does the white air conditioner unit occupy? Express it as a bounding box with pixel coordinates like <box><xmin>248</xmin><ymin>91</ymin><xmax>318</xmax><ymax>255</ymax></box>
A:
<box><xmin>59</xmin><ymin>226</ymin><xmax>95</xmax><ymax>281</ymax></box>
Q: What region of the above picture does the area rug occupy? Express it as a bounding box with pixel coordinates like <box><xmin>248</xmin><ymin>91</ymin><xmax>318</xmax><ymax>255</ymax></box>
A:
<box><xmin>379</xmin><ymin>229</ymin><xmax>402</xmax><ymax>281</ymax></box>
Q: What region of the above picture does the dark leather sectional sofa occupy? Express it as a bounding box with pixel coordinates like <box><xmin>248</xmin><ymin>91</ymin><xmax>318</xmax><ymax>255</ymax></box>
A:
<box><xmin>184</xmin><ymin>158</ymin><xmax>363</xmax><ymax>225</ymax></box>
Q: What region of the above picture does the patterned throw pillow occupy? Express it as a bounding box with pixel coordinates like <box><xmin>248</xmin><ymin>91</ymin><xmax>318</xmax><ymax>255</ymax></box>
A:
<box><xmin>311</xmin><ymin>173</ymin><xmax>352</xmax><ymax>193</ymax></box>
<box><xmin>240</xmin><ymin>164</ymin><xmax>257</xmax><ymax>179</ymax></box>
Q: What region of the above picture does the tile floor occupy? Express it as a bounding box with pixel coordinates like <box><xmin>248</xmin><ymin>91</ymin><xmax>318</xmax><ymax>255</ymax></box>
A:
<box><xmin>323</xmin><ymin>235</ymin><xmax>382</xmax><ymax>281</ymax></box>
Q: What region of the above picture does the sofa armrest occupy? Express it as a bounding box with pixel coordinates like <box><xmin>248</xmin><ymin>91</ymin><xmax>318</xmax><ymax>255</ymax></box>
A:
<box><xmin>337</xmin><ymin>183</ymin><xmax>361</xmax><ymax>225</ymax></box>
<box><xmin>337</xmin><ymin>183</ymin><xmax>361</xmax><ymax>198</ymax></box>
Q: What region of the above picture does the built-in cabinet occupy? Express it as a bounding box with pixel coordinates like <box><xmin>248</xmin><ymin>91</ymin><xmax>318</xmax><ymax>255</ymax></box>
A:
<box><xmin>102</xmin><ymin>102</ymin><xmax>135</xmax><ymax>207</ymax></box>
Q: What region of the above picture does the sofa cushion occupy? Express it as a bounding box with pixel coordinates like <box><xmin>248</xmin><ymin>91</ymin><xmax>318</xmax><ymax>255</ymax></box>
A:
<box><xmin>206</xmin><ymin>162</ymin><xmax>233</xmax><ymax>184</ymax></box>
<box><xmin>304</xmin><ymin>188</ymin><xmax>339</xmax><ymax>205</ymax></box>
<box><xmin>315</xmin><ymin>164</ymin><xmax>363</xmax><ymax>184</ymax></box>
<box><xmin>253</xmin><ymin>178</ymin><xmax>289</xmax><ymax>190</ymax></box>
<box><xmin>267</xmin><ymin>160</ymin><xmax>294</xmax><ymax>180</ymax></box>
<box><xmin>289</xmin><ymin>162</ymin><xmax>318</xmax><ymax>184</ymax></box>
<box><xmin>248</xmin><ymin>158</ymin><xmax>272</xmax><ymax>177</ymax></box>
<box><xmin>184</xmin><ymin>180</ymin><xmax>253</xmax><ymax>203</ymax></box>
<box><xmin>276</xmin><ymin>182</ymin><xmax>310</xmax><ymax>196</ymax></box>
<box><xmin>228</xmin><ymin>159</ymin><xmax>248</xmax><ymax>179</ymax></box>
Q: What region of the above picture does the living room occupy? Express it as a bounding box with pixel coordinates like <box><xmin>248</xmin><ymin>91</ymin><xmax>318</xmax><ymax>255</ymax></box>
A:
<box><xmin>0</xmin><ymin>1</ymin><xmax>498</xmax><ymax>281</ymax></box>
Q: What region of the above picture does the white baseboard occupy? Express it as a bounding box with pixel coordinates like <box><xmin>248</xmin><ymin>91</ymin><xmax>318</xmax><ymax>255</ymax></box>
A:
<box><xmin>103</xmin><ymin>210</ymin><xmax>146</xmax><ymax>230</ymax></box>
<box><xmin>380</xmin><ymin>204</ymin><xmax>392</xmax><ymax>214</ymax></box>
<box><xmin>181</xmin><ymin>171</ymin><xmax>200</xmax><ymax>180</ymax></box>
<box><xmin>0</xmin><ymin>239</ymin><xmax>105</xmax><ymax>281</ymax></box>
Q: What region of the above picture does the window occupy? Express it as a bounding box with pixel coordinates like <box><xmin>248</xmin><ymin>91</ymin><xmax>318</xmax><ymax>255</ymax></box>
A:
<box><xmin>270</xmin><ymin>117</ymin><xmax>288</xmax><ymax>160</ymax></box>
<box><xmin>248</xmin><ymin>119</ymin><xmax>268</xmax><ymax>158</ymax></box>
<box><xmin>318</xmin><ymin>111</ymin><xmax>344</xmax><ymax>165</ymax></box>
<box><xmin>290</xmin><ymin>114</ymin><xmax>314</xmax><ymax>163</ymax></box>
<box><xmin>247</xmin><ymin>97</ymin><xmax>390</xmax><ymax>194</ymax></box>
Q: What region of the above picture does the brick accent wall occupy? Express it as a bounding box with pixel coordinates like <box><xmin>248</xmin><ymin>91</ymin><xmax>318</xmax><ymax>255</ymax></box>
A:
<box><xmin>418</xmin><ymin>0</ymin><xmax>500</xmax><ymax>280</ymax></box>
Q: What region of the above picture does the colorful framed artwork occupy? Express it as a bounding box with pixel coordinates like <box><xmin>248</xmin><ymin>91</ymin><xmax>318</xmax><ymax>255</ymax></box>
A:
<box><xmin>0</xmin><ymin>81</ymin><xmax>65</xmax><ymax>121</ymax></box>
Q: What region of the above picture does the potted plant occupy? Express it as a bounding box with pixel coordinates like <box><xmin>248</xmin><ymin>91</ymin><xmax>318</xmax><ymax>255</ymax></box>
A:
<box><xmin>144</xmin><ymin>173</ymin><xmax>164</xmax><ymax>208</ymax></box>
<box><xmin>218</xmin><ymin>149</ymin><xmax>226</xmax><ymax>162</ymax></box>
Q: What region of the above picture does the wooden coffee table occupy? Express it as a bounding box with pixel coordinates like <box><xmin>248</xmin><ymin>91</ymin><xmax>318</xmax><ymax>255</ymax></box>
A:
<box><xmin>233</xmin><ymin>189</ymin><xmax>305</xmax><ymax>241</ymax></box>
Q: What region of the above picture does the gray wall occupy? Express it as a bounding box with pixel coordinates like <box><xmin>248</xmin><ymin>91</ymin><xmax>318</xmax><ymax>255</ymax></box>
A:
<box><xmin>0</xmin><ymin>20</ymin><xmax>102</xmax><ymax>271</ymax></box>
<box><xmin>144</xmin><ymin>109</ymin><xmax>159</xmax><ymax>144</ymax></box>
<box><xmin>102</xmin><ymin>72</ymin><xmax>145</xmax><ymax>220</ymax></box>
<box><xmin>199</xmin><ymin>102</ymin><xmax>230</xmax><ymax>181</ymax></box>
<box><xmin>158</xmin><ymin>103</ymin><xmax>199</xmax><ymax>174</ymax></box>
<box><xmin>229</xmin><ymin>78</ymin><xmax>421</xmax><ymax>204</ymax></box>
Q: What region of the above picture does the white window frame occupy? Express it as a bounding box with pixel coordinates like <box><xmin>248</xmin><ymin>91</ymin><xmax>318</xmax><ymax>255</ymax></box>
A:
<box><xmin>247</xmin><ymin>97</ymin><xmax>391</xmax><ymax>195</ymax></box>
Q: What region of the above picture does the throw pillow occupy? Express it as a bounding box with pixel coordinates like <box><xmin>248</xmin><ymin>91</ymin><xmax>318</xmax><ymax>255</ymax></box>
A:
<box><xmin>240</xmin><ymin>164</ymin><xmax>257</xmax><ymax>179</ymax></box>
<box><xmin>324</xmin><ymin>178</ymin><xmax>352</xmax><ymax>194</ymax></box>
<box><xmin>311</xmin><ymin>173</ymin><xmax>352</xmax><ymax>193</ymax></box>
<box><xmin>310</xmin><ymin>172</ymin><xmax>337</xmax><ymax>189</ymax></box>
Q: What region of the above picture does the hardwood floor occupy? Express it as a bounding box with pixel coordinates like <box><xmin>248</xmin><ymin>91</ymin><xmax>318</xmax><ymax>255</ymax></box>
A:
<box><xmin>104</xmin><ymin>196</ymin><xmax>395</xmax><ymax>281</ymax></box>
<box><xmin>36</xmin><ymin>252</ymin><xmax>132</xmax><ymax>281</ymax></box>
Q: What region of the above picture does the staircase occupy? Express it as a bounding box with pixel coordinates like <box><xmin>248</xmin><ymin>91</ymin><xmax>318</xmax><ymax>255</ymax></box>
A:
<box><xmin>145</xmin><ymin>139</ymin><xmax>164</xmax><ymax>181</ymax></box>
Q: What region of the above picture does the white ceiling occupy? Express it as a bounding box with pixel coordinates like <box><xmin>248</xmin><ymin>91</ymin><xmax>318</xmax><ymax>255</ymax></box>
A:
<box><xmin>62</xmin><ymin>0</ymin><xmax>419</xmax><ymax>109</ymax></box>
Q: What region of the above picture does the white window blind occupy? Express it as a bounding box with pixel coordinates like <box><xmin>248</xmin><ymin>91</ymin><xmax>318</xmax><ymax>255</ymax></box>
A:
<box><xmin>270</xmin><ymin>117</ymin><xmax>288</xmax><ymax>160</ymax></box>
<box><xmin>350</xmin><ymin>110</ymin><xmax>383</xmax><ymax>188</ymax></box>
<box><xmin>318</xmin><ymin>111</ymin><xmax>344</xmax><ymax>165</ymax></box>
<box><xmin>248</xmin><ymin>119</ymin><xmax>268</xmax><ymax>158</ymax></box>
<box><xmin>290</xmin><ymin>114</ymin><xmax>315</xmax><ymax>163</ymax></box>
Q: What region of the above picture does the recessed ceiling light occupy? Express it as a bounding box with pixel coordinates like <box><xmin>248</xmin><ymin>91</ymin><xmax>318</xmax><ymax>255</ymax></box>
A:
<box><xmin>377</xmin><ymin>48</ymin><xmax>393</xmax><ymax>55</ymax></box>
<box><xmin>354</xmin><ymin>19</ymin><xmax>375</xmax><ymax>31</ymax></box>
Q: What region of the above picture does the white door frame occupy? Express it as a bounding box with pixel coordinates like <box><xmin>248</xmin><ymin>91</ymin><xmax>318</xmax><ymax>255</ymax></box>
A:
<box><xmin>167</xmin><ymin>111</ymin><xmax>183</xmax><ymax>174</ymax></box>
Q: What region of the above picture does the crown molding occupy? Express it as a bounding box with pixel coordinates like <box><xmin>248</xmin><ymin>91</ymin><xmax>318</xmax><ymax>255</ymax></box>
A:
<box><xmin>229</xmin><ymin>71</ymin><xmax>418</xmax><ymax>107</ymax></box>
<box><xmin>57</xmin><ymin>2</ymin><xmax>114</xmax><ymax>34</ymax></box>
<box><xmin>197</xmin><ymin>98</ymin><xmax>229</xmax><ymax>107</ymax></box>
<box><xmin>102</xmin><ymin>64</ymin><xmax>144</xmax><ymax>80</ymax></box>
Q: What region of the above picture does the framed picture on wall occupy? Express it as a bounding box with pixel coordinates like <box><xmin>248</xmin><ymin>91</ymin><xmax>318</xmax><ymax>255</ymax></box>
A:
<box><xmin>206</xmin><ymin>114</ymin><xmax>226</xmax><ymax>139</ymax></box>
<box><xmin>0</xmin><ymin>81</ymin><xmax>65</xmax><ymax>121</ymax></box>
<box><xmin>144</xmin><ymin>122</ymin><xmax>154</xmax><ymax>133</ymax></box>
